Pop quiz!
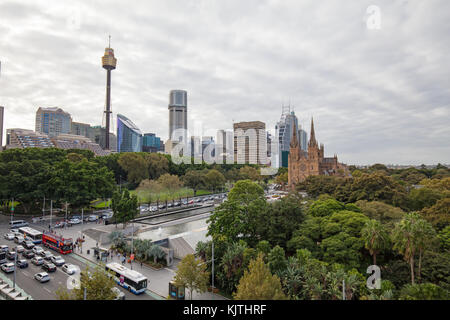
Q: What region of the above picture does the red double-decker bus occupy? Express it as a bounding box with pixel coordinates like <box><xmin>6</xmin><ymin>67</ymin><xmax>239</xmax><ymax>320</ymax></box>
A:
<box><xmin>42</xmin><ymin>231</ymin><xmax>73</xmax><ymax>255</ymax></box>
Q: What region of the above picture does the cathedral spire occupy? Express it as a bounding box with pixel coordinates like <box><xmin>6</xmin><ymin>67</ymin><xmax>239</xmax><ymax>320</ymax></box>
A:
<box><xmin>290</xmin><ymin>123</ymin><xmax>299</xmax><ymax>148</ymax></box>
<box><xmin>309</xmin><ymin>117</ymin><xmax>317</xmax><ymax>147</ymax></box>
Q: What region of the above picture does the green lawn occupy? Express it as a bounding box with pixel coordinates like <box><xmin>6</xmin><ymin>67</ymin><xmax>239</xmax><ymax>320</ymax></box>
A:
<box><xmin>131</xmin><ymin>187</ymin><xmax>195</xmax><ymax>203</ymax></box>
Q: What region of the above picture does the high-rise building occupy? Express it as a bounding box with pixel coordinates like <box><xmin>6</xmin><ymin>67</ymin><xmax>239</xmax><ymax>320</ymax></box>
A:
<box><xmin>143</xmin><ymin>133</ymin><xmax>163</xmax><ymax>153</ymax></box>
<box><xmin>117</xmin><ymin>114</ymin><xmax>142</xmax><ymax>152</ymax></box>
<box><xmin>275</xmin><ymin>106</ymin><xmax>300</xmax><ymax>167</ymax></box>
<box><xmin>35</xmin><ymin>107</ymin><xmax>72</xmax><ymax>137</ymax></box>
<box><xmin>0</xmin><ymin>106</ymin><xmax>4</xmax><ymax>150</ymax></box>
<box><xmin>216</xmin><ymin>129</ymin><xmax>233</xmax><ymax>164</ymax></box>
<box><xmin>233</xmin><ymin>121</ymin><xmax>267</xmax><ymax>165</ymax></box>
<box><xmin>299</xmin><ymin>129</ymin><xmax>308</xmax><ymax>152</ymax></box>
<box><xmin>71</xmin><ymin>122</ymin><xmax>95</xmax><ymax>140</ymax></box>
<box><xmin>168</xmin><ymin>90</ymin><xmax>187</xmax><ymax>142</ymax></box>
<box><xmin>102</xmin><ymin>37</ymin><xmax>117</xmax><ymax>150</ymax></box>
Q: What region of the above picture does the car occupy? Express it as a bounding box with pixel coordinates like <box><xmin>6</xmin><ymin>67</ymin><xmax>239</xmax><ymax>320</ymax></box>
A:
<box><xmin>15</xmin><ymin>245</ymin><xmax>25</xmax><ymax>253</ymax></box>
<box><xmin>111</xmin><ymin>287</ymin><xmax>125</xmax><ymax>300</ymax></box>
<box><xmin>32</xmin><ymin>246</ymin><xmax>44</xmax><ymax>255</ymax></box>
<box><xmin>181</xmin><ymin>199</ymin><xmax>188</xmax><ymax>205</ymax></box>
<box><xmin>1</xmin><ymin>262</ymin><xmax>15</xmax><ymax>273</ymax></box>
<box><xmin>0</xmin><ymin>245</ymin><xmax>8</xmax><ymax>253</ymax></box>
<box><xmin>43</xmin><ymin>251</ymin><xmax>54</xmax><ymax>261</ymax></box>
<box><xmin>23</xmin><ymin>240</ymin><xmax>35</xmax><ymax>249</ymax></box>
<box><xmin>14</xmin><ymin>236</ymin><xmax>24</xmax><ymax>244</ymax></box>
<box><xmin>22</xmin><ymin>250</ymin><xmax>35</xmax><ymax>259</ymax></box>
<box><xmin>42</xmin><ymin>262</ymin><xmax>57</xmax><ymax>272</ymax></box>
<box><xmin>4</xmin><ymin>233</ymin><xmax>14</xmax><ymax>240</ymax></box>
<box><xmin>158</xmin><ymin>204</ymin><xmax>166</xmax><ymax>209</ymax></box>
<box><xmin>10</xmin><ymin>229</ymin><xmax>20</xmax><ymax>235</ymax></box>
<box><xmin>50</xmin><ymin>255</ymin><xmax>65</xmax><ymax>266</ymax></box>
<box><xmin>62</xmin><ymin>264</ymin><xmax>78</xmax><ymax>275</ymax></box>
<box><xmin>34</xmin><ymin>272</ymin><xmax>50</xmax><ymax>283</ymax></box>
<box><xmin>31</xmin><ymin>256</ymin><xmax>45</xmax><ymax>266</ymax></box>
<box><xmin>6</xmin><ymin>250</ymin><xmax>16</xmax><ymax>260</ymax></box>
<box><xmin>54</xmin><ymin>221</ymin><xmax>66</xmax><ymax>228</ymax></box>
<box><xmin>16</xmin><ymin>259</ymin><xmax>28</xmax><ymax>268</ymax></box>
<box><xmin>69</xmin><ymin>218</ymin><xmax>81</xmax><ymax>225</ymax></box>
<box><xmin>88</xmin><ymin>215</ymin><xmax>98</xmax><ymax>222</ymax></box>
<box><xmin>167</xmin><ymin>203</ymin><xmax>173</xmax><ymax>208</ymax></box>
<box><xmin>71</xmin><ymin>215</ymin><xmax>81</xmax><ymax>220</ymax></box>
<box><xmin>174</xmin><ymin>201</ymin><xmax>180</xmax><ymax>207</ymax></box>
<box><xmin>194</xmin><ymin>198</ymin><xmax>201</xmax><ymax>203</ymax></box>
<box><xmin>188</xmin><ymin>199</ymin><xmax>194</xmax><ymax>204</ymax></box>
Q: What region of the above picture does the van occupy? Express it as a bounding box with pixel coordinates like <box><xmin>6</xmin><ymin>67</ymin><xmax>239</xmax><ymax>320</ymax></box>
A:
<box><xmin>9</xmin><ymin>220</ymin><xmax>28</xmax><ymax>228</ymax></box>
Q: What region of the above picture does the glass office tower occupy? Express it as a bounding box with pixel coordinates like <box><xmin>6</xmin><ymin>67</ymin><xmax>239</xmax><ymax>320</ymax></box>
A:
<box><xmin>117</xmin><ymin>114</ymin><xmax>142</xmax><ymax>152</ymax></box>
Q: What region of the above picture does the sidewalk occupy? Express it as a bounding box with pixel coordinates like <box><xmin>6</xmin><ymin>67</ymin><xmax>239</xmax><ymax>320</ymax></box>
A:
<box><xmin>61</xmin><ymin>225</ymin><xmax>227</xmax><ymax>300</ymax></box>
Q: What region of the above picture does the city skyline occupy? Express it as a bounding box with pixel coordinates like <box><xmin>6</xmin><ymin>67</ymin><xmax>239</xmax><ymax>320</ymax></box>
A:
<box><xmin>0</xmin><ymin>1</ymin><xmax>449</xmax><ymax>164</ymax></box>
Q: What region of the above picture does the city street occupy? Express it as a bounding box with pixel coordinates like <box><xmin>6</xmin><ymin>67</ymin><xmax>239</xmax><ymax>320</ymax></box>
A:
<box><xmin>0</xmin><ymin>216</ymin><xmax>156</xmax><ymax>300</ymax></box>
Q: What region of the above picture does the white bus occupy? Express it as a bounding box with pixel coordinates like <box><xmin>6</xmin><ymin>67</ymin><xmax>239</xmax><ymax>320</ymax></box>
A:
<box><xmin>18</xmin><ymin>227</ymin><xmax>43</xmax><ymax>244</ymax></box>
<box><xmin>105</xmin><ymin>262</ymin><xmax>148</xmax><ymax>295</ymax></box>
<box><xmin>9</xmin><ymin>220</ymin><xmax>28</xmax><ymax>228</ymax></box>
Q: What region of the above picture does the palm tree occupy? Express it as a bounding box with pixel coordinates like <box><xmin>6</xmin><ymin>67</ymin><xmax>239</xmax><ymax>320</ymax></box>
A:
<box><xmin>361</xmin><ymin>219</ymin><xmax>390</xmax><ymax>265</ymax></box>
<box><xmin>148</xmin><ymin>244</ymin><xmax>166</xmax><ymax>264</ymax></box>
<box><xmin>414</xmin><ymin>218</ymin><xmax>436</xmax><ymax>282</ymax></box>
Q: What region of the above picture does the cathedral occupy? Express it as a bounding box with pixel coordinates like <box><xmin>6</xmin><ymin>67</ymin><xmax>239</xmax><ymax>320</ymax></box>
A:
<box><xmin>288</xmin><ymin>118</ymin><xmax>348</xmax><ymax>189</ymax></box>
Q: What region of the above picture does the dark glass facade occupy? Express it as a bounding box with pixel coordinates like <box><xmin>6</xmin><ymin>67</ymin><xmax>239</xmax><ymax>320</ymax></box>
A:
<box><xmin>117</xmin><ymin>114</ymin><xmax>142</xmax><ymax>152</ymax></box>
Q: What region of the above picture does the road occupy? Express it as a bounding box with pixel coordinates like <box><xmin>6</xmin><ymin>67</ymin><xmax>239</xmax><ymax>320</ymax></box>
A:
<box><xmin>0</xmin><ymin>217</ymin><xmax>156</xmax><ymax>300</ymax></box>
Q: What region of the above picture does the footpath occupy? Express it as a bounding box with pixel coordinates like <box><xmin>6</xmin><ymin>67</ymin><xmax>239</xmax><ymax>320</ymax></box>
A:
<box><xmin>56</xmin><ymin>223</ymin><xmax>227</xmax><ymax>300</ymax></box>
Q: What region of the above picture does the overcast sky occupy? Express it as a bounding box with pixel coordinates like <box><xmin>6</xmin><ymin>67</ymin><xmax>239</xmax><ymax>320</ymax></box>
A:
<box><xmin>0</xmin><ymin>0</ymin><xmax>449</xmax><ymax>165</ymax></box>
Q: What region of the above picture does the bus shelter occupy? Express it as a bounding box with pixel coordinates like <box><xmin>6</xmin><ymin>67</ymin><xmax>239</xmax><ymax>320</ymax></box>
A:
<box><xmin>169</xmin><ymin>281</ymin><xmax>185</xmax><ymax>300</ymax></box>
<box><xmin>92</xmin><ymin>247</ymin><xmax>109</xmax><ymax>262</ymax></box>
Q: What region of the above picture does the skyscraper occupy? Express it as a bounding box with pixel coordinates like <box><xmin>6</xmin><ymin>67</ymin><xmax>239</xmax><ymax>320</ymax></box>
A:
<box><xmin>234</xmin><ymin>121</ymin><xmax>267</xmax><ymax>165</ymax></box>
<box><xmin>35</xmin><ymin>107</ymin><xmax>72</xmax><ymax>137</ymax></box>
<box><xmin>168</xmin><ymin>90</ymin><xmax>187</xmax><ymax>141</ymax></box>
<box><xmin>117</xmin><ymin>114</ymin><xmax>142</xmax><ymax>152</ymax></box>
<box><xmin>275</xmin><ymin>106</ymin><xmax>299</xmax><ymax>168</ymax></box>
<box><xmin>0</xmin><ymin>106</ymin><xmax>4</xmax><ymax>149</ymax></box>
<box><xmin>102</xmin><ymin>36</ymin><xmax>117</xmax><ymax>150</ymax></box>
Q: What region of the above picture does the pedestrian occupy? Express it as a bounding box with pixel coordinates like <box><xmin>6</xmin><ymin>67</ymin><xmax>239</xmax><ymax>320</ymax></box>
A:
<box><xmin>140</xmin><ymin>260</ymin><xmax>143</xmax><ymax>268</ymax></box>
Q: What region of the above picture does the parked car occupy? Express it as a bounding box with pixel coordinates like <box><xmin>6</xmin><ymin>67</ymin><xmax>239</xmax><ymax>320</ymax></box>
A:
<box><xmin>62</xmin><ymin>264</ymin><xmax>78</xmax><ymax>275</ymax></box>
<box><xmin>88</xmin><ymin>215</ymin><xmax>98</xmax><ymax>222</ymax></box>
<box><xmin>32</xmin><ymin>246</ymin><xmax>44</xmax><ymax>255</ymax></box>
<box><xmin>158</xmin><ymin>204</ymin><xmax>166</xmax><ymax>209</ymax></box>
<box><xmin>23</xmin><ymin>240</ymin><xmax>35</xmax><ymax>249</ymax></box>
<box><xmin>4</xmin><ymin>233</ymin><xmax>14</xmax><ymax>240</ymax></box>
<box><xmin>6</xmin><ymin>250</ymin><xmax>16</xmax><ymax>260</ymax></box>
<box><xmin>15</xmin><ymin>245</ymin><xmax>25</xmax><ymax>253</ymax></box>
<box><xmin>112</xmin><ymin>287</ymin><xmax>125</xmax><ymax>300</ymax></box>
<box><xmin>188</xmin><ymin>199</ymin><xmax>194</xmax><ymax>204</ymax></box>
<box><xmin>1</xmin><ymin>262</ymin><xmax>15</xmax><ymax>273</ymax></box>
<box><xmin>167</xmin><ymin>203</ymin><xmax>173</xmax><ymax>208</ymax></box>
<box><xmin>16</xmin><ymin>259</ymin><xmax>28</xmax><ymax>268</ymax></box>
<box><xmin>50</xmin><ymin>256</ymin><xmax>65</xmax><ymax>266</ymax></box>
<box><xmin>0</xmin><ymin>245</ymin><xmax>8</xmax><ymax>253</ymax></box>
<box><xmin>31</xmin><ymin>256</ymin><xmax>45</xmax><ymax>266</ymax></box>
<box><xmin>34</xmin><ymin>272</ymin><xmax>50</xmax><ymax>283</ymax></box>
<box><xmin>10</xmin><ymin>229</ymin><xmax>21</xmax><ymax>236</ymax></box>
<box><xmin>42</xmin><ymin>262</ymin><xmax>57</xmax><ymax>272</ymax></box>
<box><xmin>54</xmin><ymin>221</ymin><xmax>66</xmax><ymax>228</ymax></box>
<box><xmin>173</xmin><ymin>201</ymin><xmax>180</xmax><ymax>207</ymax></box>
<box><xmin>23</xmin><ymin>250</ymin><xmax>35</xmax><ymax>259</ymax></box>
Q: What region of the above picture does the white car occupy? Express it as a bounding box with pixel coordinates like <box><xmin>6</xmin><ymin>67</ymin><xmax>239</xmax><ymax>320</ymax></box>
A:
<box><xmin>111</xmin><ymin>287</ymin><xmax>125</xmax><ymax>300</ymax></box>
<box><xmin>4</xmin><ymin>233</ymin><xmax>14</xmax><ymax>240</ymax></box>
<box><xmin>32</xmin><ymin>246</ymin><xmax>44</xmax><ymax>255</ymax></box>
<box><xmin>88</xmin><ymin>215</ymin><xmax>98</xmax><ymax>222</ymax></box>
<box><xmin>10</xmin><ymin>229</ymin><xmax>20</xmax><ymax>235</ymax></box>
<box><xmin>0</xmin><ymin>245</ymin><xmax>8</xmax><ymax>253</ymax></box>
<box><xmin>50</xmin><ymin>256</ymin><xmax>65</xmax><ymax>266</ymax></box>
<box><xmin>31</xmin><ymin>256</ymin><xmax>45</xmax><ymax>266</ymax></box>
<box><xmin>69</xmin><ymin>218</ymin><xmax>81</xmax><ymax>225</ymax></box>
<box><xmin>15</xmin><ymin>245</ymin><xmax>25</xmax><ymax>253</ymax></box>
<box><xmin>34</xmin><ymin>272</ymin><xmax>50</xmax><ymax>283</ymax></box>
<box><xmin>1</xmin><ymin>262</ymin><xmax>15</xmax><ymax>273</ymax></box>
<box><xmin>62</xmin><ymin>264</ymin><xmax>78</xmax><ymax>275</ymax></box>
<box><xmin>14</xmin><ymin>236</ymin><xmax>24</xmax><ymax>244</ymax></box>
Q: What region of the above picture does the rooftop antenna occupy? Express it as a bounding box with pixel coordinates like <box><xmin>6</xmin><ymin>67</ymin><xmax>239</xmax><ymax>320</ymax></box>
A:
<box><xmin>108</xmin><ymin>35</ymin><xmax>111</xmax><ymax>48</ymax></box>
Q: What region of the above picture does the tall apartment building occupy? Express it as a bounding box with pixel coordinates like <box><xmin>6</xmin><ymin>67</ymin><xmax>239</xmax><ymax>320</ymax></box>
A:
<box><xmin>143</xmin><ymin>133</ymin><xmax>163</xmax><ymax>153</ymax></box>
<box><xmin>0</xmin><ymin>106</ymin><xmax>4</xmax><ymax>150</ymax></box>
<box><xmin>168</xmin><ymin>90</ymin><xmax>187</xmax><ymax>141</ymax></box>
<box><xmin>216</xmin><ymin>129</ymin><xmax>234</xmax><ymax>164</ymax></box>
<box><xmin>233</xmin><ymin>121</ymin><xmax>267</xmax><ymax>165</ymax></box>
<box><xmin>35</xmin><ymin>107</ymin><xmax>72</xmax><ymax>137</ymax></box>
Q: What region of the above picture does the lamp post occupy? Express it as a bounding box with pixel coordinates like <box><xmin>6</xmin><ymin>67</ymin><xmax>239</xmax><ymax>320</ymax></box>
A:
<box><xmin>13</xmin><ymin>247</ymin><xmax>17</xmax><ymax>289</ymax></box>
<box><xmin>211</xmin><ymin>241</ymin><xmax>214</xmax><ymax>290</ymax></box>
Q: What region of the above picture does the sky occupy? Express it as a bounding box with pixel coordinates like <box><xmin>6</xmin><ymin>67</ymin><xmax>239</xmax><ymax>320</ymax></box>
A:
<box><xmin>0</xmin><ymin>0</ymin><xmax>449</xmax><ymax>165</ymax></box>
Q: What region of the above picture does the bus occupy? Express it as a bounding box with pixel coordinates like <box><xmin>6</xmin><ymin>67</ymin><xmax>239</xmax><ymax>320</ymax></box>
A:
<box><xmin>9</xmin><ymin>220</ymin><xmax>28</xmax><ymax>228</ymax></box>
<box><xmin>42</xmin><ymin>231</ymin><xmax>73</xmax><ymax>254</ymax></box>
<box><xmin>105</xmin><ymin>262</ymin><xmax>148</xmax><ymax>295</ymax></box>
<box><xmin>18</xmin><ymin>227</ymin><xmax>42</xmax><ymax>244</ymax></box>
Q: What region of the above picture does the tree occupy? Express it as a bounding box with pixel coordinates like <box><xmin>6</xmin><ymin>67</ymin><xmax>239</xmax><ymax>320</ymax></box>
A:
<box><xmin>56</xmin><ymin>265</ymin><xmax>116</xmax><ymax>300</ymax></box>
<box><xmin>392</xmin><ymin>212</ymin><xmax>436</xmax><ymax>284</ymax></box>
<box><xmin>268</xmin><ymin>245</ymin><xmax>287</xmax><ymax>275</ymax></box>
<box><xmin>408</xmin><ymin>187</ymin><xmax>443</xmax><ymax>211</ymax></box>
<box><xmin>157</xmin><ymin>173</ymin><xmax>183</xmax><ymax>191</ymax></box>
<box><xmin>148</xmin><ymin>244</ymin><xmax>166</xmax><ymax>264</ymax></box>
<box><xmin>355</xmin><ymin>200</ymin><xmax>405</xmax><ymax>222</ymax></box>
<box><xmin>399</xmin><ymin>283</ymin><xmax>449</xmax><ymax>300</ymax></box>
<box><xmin>420</xmin><ymin>198</ymin><xmax>450</xmax><ymax>231</ymax></box>
<box><xmin>174</xmin><ymin>254</ymin><xmax>210</xmax><ymax>300</ymax></box>
<box><xmin>182</xmin><ymin>170</ymin><xmax>206</xmax><ymax>196</ymax></box>
<box><xmin>205</xmin><ymin>169</ymin><xmax>226</xmax><ymax>192</ymax></box>
<box><xmin>143</xmin><ymin>153</ymin><xmax>169</xmax><ymax>179</ymax></box>
<box><xmin>361</xmin><ymin>219</ymin><xmax>390</xmax><ymax>265</ymax></box>
<box><xmin>234</xmin><ymin>254</ymin><xmax>287</xmax><ymax>300</ymax></box>
<box><xmin>118</xmin><ymin>153</ymin><xmax>149</xmax><ymax>185</ymax></box>
<box><xmin>111</xmin><ymin>189</ymin><xmax>139</xmax><ymax>228</ymax></box>
<box><xmin>239</xmin><ymin>166</ymin><xmax>262</xmax><ymax>181</ymax></box>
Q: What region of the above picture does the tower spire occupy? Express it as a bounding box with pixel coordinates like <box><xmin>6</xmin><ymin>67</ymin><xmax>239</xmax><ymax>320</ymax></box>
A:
<box><xmin>290</xmin><ymin>123</ymin><xmax>299</xmax><ymax>148</ymax></box>
<box><xmin>309</xmin><ymin>117</ymin><xmax>317</xmax><ymax>147</ymax></box>
<box><xmin>108</xmin><ymin>35</ymin><xmax>111</xmax><ymax>48</ymax></box>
